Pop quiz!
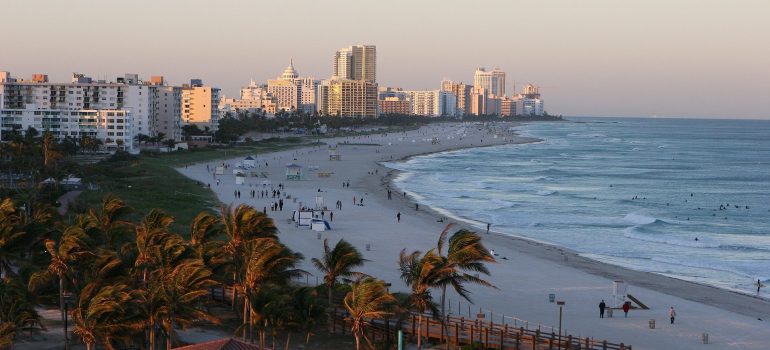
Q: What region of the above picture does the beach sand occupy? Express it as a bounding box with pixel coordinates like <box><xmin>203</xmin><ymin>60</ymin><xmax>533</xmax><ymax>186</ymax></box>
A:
<box><xmin>179</xmin><ymin>122</ymin><xmax>770</xmax><ymax>349</ymax></box>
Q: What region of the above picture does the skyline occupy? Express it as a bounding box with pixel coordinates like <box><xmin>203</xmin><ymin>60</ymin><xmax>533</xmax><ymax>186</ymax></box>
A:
<box><xmin>3</xmin><ymin>0</ymin><xmax>770</xmax><ymax>119</ymax></box>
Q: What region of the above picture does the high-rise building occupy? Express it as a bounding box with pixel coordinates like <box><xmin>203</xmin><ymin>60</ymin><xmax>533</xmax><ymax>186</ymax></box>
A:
<box><xmin>470</xmin><ymin>86</ymin><xmax>488</xmax><ymax>116</ymax></box>
<box><xmin>0</xmin><ymin>72</ymin><xmax>135</xmax><ymax>151</ymax></box>
<box><xmin>473</xmin><ymin>67</ymin><xmax>506</xmax><ymax>97</ymax></box>
<box><xmin>181</xmin><ymin>81</ymin><xmax>220</xmax><ymax>131</ymax></box>
<box><xmin>440</xmin><ymin>79</ymin><xmax>472</xmax><ymax>115</ymax></box>
<box><xmin>317</xmin><ymin>79</ymin><xmax>378</xmax><ymax>117</ymax></box>
<box><xmin>152</xmin><ymin>84</ymin><xmax>183</xmax><ymax>141</ymax></box>
<box><xmin>333</xmin><ymin>45</ymin><xmax>376</xmax><ymax>83</ymax></box>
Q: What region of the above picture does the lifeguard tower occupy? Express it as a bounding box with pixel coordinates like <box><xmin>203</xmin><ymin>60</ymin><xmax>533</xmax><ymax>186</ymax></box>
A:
<box><xmin>329</xmin><ymin>147</ymin><xmax>341</xmax><ymax>161</ymax></box>
<box><xmin>286</xmin><ymin>163</ymin><xmax>303</xmax><ymax>180</ymax></box>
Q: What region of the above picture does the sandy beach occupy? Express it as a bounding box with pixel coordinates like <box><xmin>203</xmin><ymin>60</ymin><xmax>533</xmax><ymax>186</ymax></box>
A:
<box><xmin>178</xmin><ymin>122</ymin><xmax>770</xmax><ymax>349</ymax></box>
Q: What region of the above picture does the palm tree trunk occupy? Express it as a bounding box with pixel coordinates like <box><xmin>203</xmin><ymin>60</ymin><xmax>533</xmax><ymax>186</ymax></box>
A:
<box><xmin>59</xmin><ymin>276</ymin><xmax>68</xmax><ymax>349</ymax></box>
<box><xmin>242</xmin><ymin>298</ymin><xmax>249</xmax><ymax>340</ymax></box>
<box><xmin>441</xmin><ymin>285</ymin><xmax>449</xmax><ymax>350</ymax></box>
<box><xmin>327</xmin><ymin>283</ymin><xmax>334</xmax><ymax>331</ymax></box>
<box><xmin>417</xmin><ymin>314</ymin><xmax>423</xmax><ymax>350</ymax></box>
<box><xmin>355</xmin><ymin>333</ymin><xmax>361</xmax><ymax>350</ymax></box>
<box><xmin>86</xmin><ymin>341</ymin><xmax>94</xmax><ymax>350</ymax></box>
<box><xmin>149</xmin><ymin>322</ymin><xmax>156</xmax><ymax>350</ymax></box>
<box><xmin>284</xmin><ymin>332</ymin><xmax>291</xmax><ymax>350</ymax></box>
<box><xmin>305</xmin><ymin>331</ymin><xmax>311</xmax><ymax>345</ymax></box>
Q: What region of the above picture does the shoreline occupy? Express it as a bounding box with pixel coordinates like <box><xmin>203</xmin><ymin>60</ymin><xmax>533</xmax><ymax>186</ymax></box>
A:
<box><xmin>375</xmin><ymin>128</ymin><xmax>770</xmax><ymax>318</ymax></box>
<box><xmin>178</xmin><ymin>122</ymin><xmax>770</xmax><ymax>349</ymax></box>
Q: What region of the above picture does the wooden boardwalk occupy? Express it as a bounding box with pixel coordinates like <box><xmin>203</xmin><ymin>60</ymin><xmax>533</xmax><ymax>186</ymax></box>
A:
<box><xmin>331</xmin><ymin>309</ymin><xmax>631</xmax><ymax>350</ymax></box>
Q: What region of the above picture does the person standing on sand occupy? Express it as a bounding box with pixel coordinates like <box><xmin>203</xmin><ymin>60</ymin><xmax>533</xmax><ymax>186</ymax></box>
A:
<box><xmin>487</xmin><ymin>223</ymin><xmax>491</xmax><ymax>234</ymax></box>
<box><xmin>622</xmin><ymin>302</ymin><xmax>630</xmax><ymax>318</ymax></box>
<box><xmin>669</xmin><ymin>306</ymin><xmax>676</xmax><ymax>324</ymax></box>
<box><xmin>599</xmin><ymin>300</ymin><xmax>606</xmax><ymax>318</ymax></box>
<box><xmin>757</xmin><ymin>279</ymin><xmax>763</xmax><ymax>295</ymax></box>
<box><xmin>397</xmin><ymin>212</ymin><xmax>401</xmax><ymax>222</ymax></box>
<box><xmin>330</xmin><ymin>212</ymin><xmax>334</xmax><ymax>222</ymax></box>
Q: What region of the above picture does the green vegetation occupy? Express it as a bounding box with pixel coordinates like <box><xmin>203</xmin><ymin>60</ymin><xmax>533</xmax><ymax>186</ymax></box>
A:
<box><xmin>75</xmin><ymin>137</ymin><xmax>318</xmax><ymax>231</ymax></box>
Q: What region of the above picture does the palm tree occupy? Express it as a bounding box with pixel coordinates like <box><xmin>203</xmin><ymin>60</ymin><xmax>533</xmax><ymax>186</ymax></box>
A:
<box><xmin>219</xmin><ymin>204</ymin><xmax>277</xmax><ymax>309</ymax></box>
<box><xmin>134</xmin><ymin>209</ymin><xmax>175</xmax><ymax>284</ymax></box>
<box><xmin>0</xmin><ymin>278</ymin><xmax>43</xmax><ymax>348</ymax></box>
<box><xmin>71</xmin><ymin>283</ymin><xmax>142</xmax><ymax>350</ymax></box>
<box><xmin>240</xmin><ymin>239</ymin><xmax>304</xmax><ymax>347</ymax></box>
<box><xmin>87</xmin><ymin>195</ymin><xmax>132</xmax><ymax>250</ymax></box>
<box><xmin>154</xmin><ymin>260</ymin><xmax>219</xmax><ymax>350</ymax></box>
<box><xmin>434</xmin><ymin>225</ymin><xmax>495</xmax><ymax>346</ymax></box>
<box><xmin>343</xmin><ymin>277</ymin><xmax>396</xmax><ymax>350</ymax></box>
<box><xmin>311</xmin><ymin>239</ymin><xmax>366</xmax><ymax>321</ymax></box>
<box><xmin>290</xmin><ymin>286</ymin><xmax>325</xmax><ymax>346</ymax></box>
<box><xmin>399</xmin><ymin>249</ymin><xmax>442</xmax><ymax>350</ymax></box>
<box><xmin>29</xmin><ymin>216</ymin><xmax>96</xmax><ymax>349</ymax></box>
<box><xmin>0</xmin><ymin>198</ymin><xmax>25</xmax><ymax>279</ymax></box>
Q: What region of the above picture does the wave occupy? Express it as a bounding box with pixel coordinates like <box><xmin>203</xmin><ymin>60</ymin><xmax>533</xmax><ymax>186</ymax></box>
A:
<box><xmin>490</xmin><ymin>198</ymin><xmax>517</xmax><ymax>209</ymax></box>
<box><xmin>623</xmin><ymin>227</ymin><xmax>720</xmax><ymax>248</ymax></box>
<box><xmin>536</xmin><ymin>190</ymin><xmax>557</xmax><ymax>196</ymax></box>
<box><xmin>534</xmin><ymin>176</ymin><xmax>554</xmax><ymax>182</ymax></box>
<box><xmin>623</xmin><ymin>213</ymin><xmax>662</xmax><ymax>225</ymax></box>
<box><xmin>649</xmin><ymin>256</ymin><xmax>765</xmax><ymax>280</ymax></box>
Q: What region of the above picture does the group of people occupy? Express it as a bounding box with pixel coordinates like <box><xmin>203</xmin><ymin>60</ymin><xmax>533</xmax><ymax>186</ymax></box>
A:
<box><xmin>599</xmin><ymin>300</ymin><xmax>677</xmax><ymax>324</ymax></box>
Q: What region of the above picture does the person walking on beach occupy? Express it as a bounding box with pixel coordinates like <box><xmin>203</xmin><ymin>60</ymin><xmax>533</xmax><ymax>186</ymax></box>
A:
<box><xmin>599</xmin><ymin>300</ymin><xmax>606</xmax><ymax>318</ymax></box>
<box><xmin>330</xmin><ymin>212</ymin><xmax>334</xmax><ymax>222</ymax></box>
<box><xmin>622</xmin><ymin>302</ymin><xmax>630</xmax><ymax>318</ymax></box>
<box><xmin>757</xmin><ymin>279</ymin><xmax>763</xmax><ymax>295</ymax></box>
<box><xmin>397</xmin><ymin>212</ymin><xmax>401</xmax><ymax>222</ymax></box>
<box><xmin>669</xmin><ymin>306</ymin><xmax>677</xmax><ymax>324</ymax></box>
<box><xmin>487</xmin><ymin>223</ymin><xmax>491</xmax><ymax>234</ymax></box>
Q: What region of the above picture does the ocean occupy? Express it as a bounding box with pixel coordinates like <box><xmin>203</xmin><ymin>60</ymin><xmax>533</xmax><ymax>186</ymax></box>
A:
<box><xmin>384</xmin><ymin>117</ymin><xmax>770</xmax><ymax>295</ymax></box>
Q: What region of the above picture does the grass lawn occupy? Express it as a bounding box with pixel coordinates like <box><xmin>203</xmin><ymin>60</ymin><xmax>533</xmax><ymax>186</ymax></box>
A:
<box><xmin>77</xmin><ymin>137</ymin><xmax>320</xmax><ymax>231</ymax></box>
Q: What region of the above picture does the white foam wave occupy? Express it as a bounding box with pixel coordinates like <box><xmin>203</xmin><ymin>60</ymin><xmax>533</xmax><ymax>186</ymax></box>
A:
<box><xmin>536</xmin><ymin>190</ymin><xmax>556</xmax><ymax>196</ymax></box>
<box><xmin>623</xmin><ymin>213</ymin><xmax>658</xmax><ymax>225</ymax></box>
<box><xmin>623</xmin><ymin>227</ymin><xmax>720</xmax><ymax>248</ymax></box>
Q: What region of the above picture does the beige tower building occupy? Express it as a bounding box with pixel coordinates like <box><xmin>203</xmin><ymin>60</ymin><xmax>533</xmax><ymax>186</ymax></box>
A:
<box><xmin>181</xmin><ymin>81</ymin><xmax>220</xmax><ymax>131</ymax></box>
<box><xmin>333</xmin><ymin>45</ymin><xmax>376</xmax><ymax>83</ymax></box>
<box><xmin>441</xmin><ymin>79</ymin><xmax>472</xmax><ymax>115</ymax></box>
<box><xmin>473</xmin><ymin>67</ymin><xmax>506</xmax><ymax>97</ymax></box>
<box><xmin>317</xmin><ymin>79</ymin><xmax>378</xmax><ymax>118</ymax></box>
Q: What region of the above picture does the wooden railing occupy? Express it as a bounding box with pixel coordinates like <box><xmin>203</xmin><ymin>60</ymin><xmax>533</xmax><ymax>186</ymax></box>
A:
<box><xmin>330</xmin><ymin>309</ymin><xmax>631</xmax><ymax>350</ymax></box>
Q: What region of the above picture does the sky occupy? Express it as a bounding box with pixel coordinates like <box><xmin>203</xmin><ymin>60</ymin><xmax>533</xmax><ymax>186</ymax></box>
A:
<box><xmin>3</xmin><ymin>0</ymin><xmax>770</xmax><ymax>119</ymax></box>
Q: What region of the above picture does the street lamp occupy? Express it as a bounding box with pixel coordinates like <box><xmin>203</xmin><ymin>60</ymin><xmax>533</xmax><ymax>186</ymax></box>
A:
<box><xmin>556</xmin><ymin>300</ymin><xmax>565</xmax><ymax>344</ymax></box>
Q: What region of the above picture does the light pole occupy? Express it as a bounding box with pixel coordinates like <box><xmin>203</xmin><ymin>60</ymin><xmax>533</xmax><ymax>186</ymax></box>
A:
<box><xmin>556</xmin><ymin>300</ymin><xmax>565</xmax><ymax>344</ymax></box>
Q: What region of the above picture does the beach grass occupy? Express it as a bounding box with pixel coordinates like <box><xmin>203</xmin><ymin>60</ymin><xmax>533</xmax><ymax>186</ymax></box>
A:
<box><xmin>77</xmin><ymin>137</ymin><xmax>320</xmax><ymax>231</ymax></box>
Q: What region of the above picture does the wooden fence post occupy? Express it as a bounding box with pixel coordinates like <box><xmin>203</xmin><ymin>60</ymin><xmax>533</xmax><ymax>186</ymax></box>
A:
<box><xmin>455</xmin><ymin>323</ymin><xmax>460</xmax><ymax>346</ymax></box>
<box><xmin>485</xmin><ymin>327</ymin><xmax>489</xmax><ymax>346</ymax></box>
<box><xmin>567</xmin><ymin>335</ymin><xmax>573</xmax><ymax>350</ymax></box>
<box><xmin>500</xmin><ymin>328</ymin><xmax>505</xmax><ymax>350</ymax></box>
<box><xmin>549</xmin><ymin>332</ymin><xmax>555</xmax><ymax>350</ymax></box>
<box><xmin>602</xmin><ymin>340</ymin><xmax>608</xmax><ymax>350</ymax></box>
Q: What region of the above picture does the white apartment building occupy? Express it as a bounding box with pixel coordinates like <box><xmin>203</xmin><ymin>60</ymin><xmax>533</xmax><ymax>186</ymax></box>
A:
<box><xmin>0</xmin><ymin>72</ymin><xmax>137</xmax><ymax>151</ymax></box>
<box><xmin>333</xmin><ymin>45</ymin><xmax>376</xmax><ymax>83</ymax></box>
<box><xmin>403</xmin><ymin>90</ymin><xmax>456</xmax><ymax>117</ymax></box>
<box><xmin>473</xmin><ymin>67</ymin><xmax>506</xmax><ymax>97</ymax></box>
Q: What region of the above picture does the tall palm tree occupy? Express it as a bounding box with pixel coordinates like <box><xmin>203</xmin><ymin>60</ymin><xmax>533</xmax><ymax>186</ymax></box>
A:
<box><xmin>219</xmin><ymin>204</ymin><xmax>277</xmax><ymax>310</ymax></box>
<box><xmin>343</xmin><ymin>277</ymin><xmax>396</xmax><ymax>350</ymax></box>
<box><xmin>0</xmin><ymin>277</ymin><xmax>43</xmax><ymax>348</ymax></box>
<box><xmin>311</xmin><ymin>239</ymin><xmax>367</xmax><ymax>313</ymax></box>
<box><xmin>434</xmin><ymin>225</ymin><xmax>495</xmax><ymax>346</ymax></box>
<box><xmin>29</xmin><ymin>216</ymin><xmax>96</xmax><ymax>350</ymax></box>
<box><xmin>87</xmin><ymin>195</ymin><xmax>132</xmax><ymax>249</ymax></box>
<box><xmin>290</xmin><ymin>286</ymin><xmax>325</xmax><ymax>346</ymax></box>
<box><xmin>154</xmin><ymin>260</ymin><xmax>219</xmax><ymax>350</ymax></box>
<box><xmin>71</xmin><ymin>283</ymin><xmax>142</xmax><ymax>350</ymax></box>
<box><xmin>240</xmin><ymin>239</ymin><xmax>304</xmax><ymax>347</ymax></box>
<box><xmin>134</xmin><ymin>209</ymin><xmax>175</xmax><ymax>284</ymax></box>
<box><xmin>0</xmin><ymin>198</ymin><xmax>25</xmax><ymax>278</ymax></box>
<box><xmin>399</xmin><ymin>249</ymin><xmax>442</xmax><ymax>350</ymax></box>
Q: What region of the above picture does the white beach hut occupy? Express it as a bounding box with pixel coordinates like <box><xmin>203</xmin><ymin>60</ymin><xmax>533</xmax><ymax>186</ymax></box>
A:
<box><xmin>243</xmin><ymin>156</ymin><xmax>256</xmax><ymax>168</ymax></box>
<box><xmin>286</xmin><ymin>163</ymin><xmax>303</xmax><ymax>180</ymax></box>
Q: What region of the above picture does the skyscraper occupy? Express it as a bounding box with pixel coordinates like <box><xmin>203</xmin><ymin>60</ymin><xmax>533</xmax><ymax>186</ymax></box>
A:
<box><xmin>473</xmin><ymin>67</ymin><xmax>506</xmax><ymax>97</ymax></box>
<box><xmin>333</xmin><ymin>45</ymin><xmax>376</xmax><ymax>83</ymax></box>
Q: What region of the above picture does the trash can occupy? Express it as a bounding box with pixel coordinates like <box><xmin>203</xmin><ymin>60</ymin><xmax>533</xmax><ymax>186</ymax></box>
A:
<box><xmin>702</xmin><ymin>333</ymin><xmax>709</xmax><ymax>344</ymax></box>
<box><xmin>607</xmin><ymin>308</ymin><xmax>613</xmax><ymax>318</ymax></box>
<box><xmin>549</xmin><ymin>293</ymin><xmax>555</xmax><ymax>303</ymax></box>
<box><xmin>649</xmin><ymin>319</ymin><xmax>655</xmax><ymax>329</ymax></box>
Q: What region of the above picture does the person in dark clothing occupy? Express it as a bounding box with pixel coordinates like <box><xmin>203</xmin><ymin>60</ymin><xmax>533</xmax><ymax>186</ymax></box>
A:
<box><xmin>487</xmin><ymin>223</ymin><xmax>491</xmax><ymax>234</ymax></box>
<box><xmin>622</xmin><ymin>302</ymin><xmax>630</xmax><ymax>318</ymax></box>
<box><xmin>330</xmin><ymin>212</ymin><xmax>334</xmax><ymax>221</ymax></box>
<box><xmin>397</xmin><ymin>212</ymin><xmax>401</xmax><ymax>222</ymax></box>
<box><xmin>599</xmin><ymin>300</ymin><xmax>606</xmax><ymax>318</ymax></box>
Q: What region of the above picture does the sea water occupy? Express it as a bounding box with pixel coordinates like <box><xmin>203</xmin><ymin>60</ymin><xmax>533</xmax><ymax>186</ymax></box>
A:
<box><xmin>384</xmin><ymin>118</ymin><xmax>770</xmax><ymax>295</ymax></box>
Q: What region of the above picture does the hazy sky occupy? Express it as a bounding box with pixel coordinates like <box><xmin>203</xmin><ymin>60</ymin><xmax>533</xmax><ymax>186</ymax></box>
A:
<box><xmin>4</xmin><ymin>0</ymin><xmax>770</xmax><ymax>118</ymax></box>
